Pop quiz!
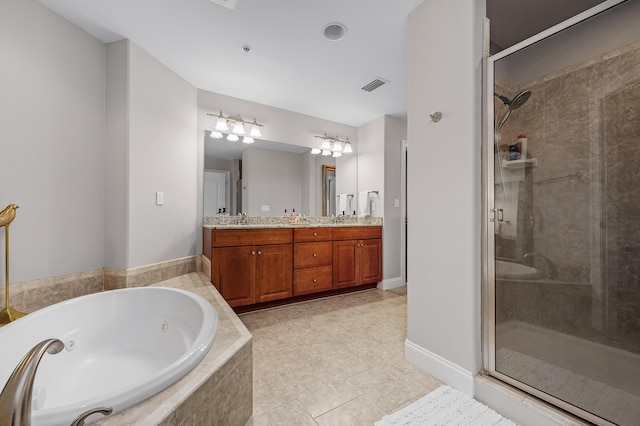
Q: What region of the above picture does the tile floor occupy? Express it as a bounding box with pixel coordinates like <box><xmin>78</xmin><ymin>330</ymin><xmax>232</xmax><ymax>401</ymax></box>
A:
<box><xmin>239</xmin><ymin>287</ymin><xmax>443</xmax><ymax>425</ymax></box>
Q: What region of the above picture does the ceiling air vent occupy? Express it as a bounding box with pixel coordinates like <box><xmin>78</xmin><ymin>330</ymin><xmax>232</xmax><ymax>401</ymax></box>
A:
<box><xmin>361</xmin><ymin>77</ymin><xmax>389</xmax><ymax>92</ymax></box>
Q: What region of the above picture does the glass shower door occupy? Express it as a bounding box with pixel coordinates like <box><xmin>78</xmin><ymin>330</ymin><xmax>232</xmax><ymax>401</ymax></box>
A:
<box><xmin>486</xmin><ymin>1</ymin><xmax>640</xmax><ymax>424</ymax></box>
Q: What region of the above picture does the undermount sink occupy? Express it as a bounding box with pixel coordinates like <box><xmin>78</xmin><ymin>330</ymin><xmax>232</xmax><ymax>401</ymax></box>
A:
<box><xmin>495</xmin><ymin>259</ymin><xmax>542</xmax><ymax>280</ymax></box>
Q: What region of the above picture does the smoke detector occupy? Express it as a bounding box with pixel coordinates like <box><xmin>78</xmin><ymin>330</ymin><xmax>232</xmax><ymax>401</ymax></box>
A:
<box><xmin>209</xmin><ymin>0</ymin><xmax>237</xmax><ymax>10</ymax></box>
<box><xmin>322</xmin><ymin>22</ymin><xmax>348</xmax><ymax>41</ymax></box>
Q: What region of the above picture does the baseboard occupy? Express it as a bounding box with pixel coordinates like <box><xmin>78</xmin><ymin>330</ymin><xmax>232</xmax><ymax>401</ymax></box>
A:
<box><xmin>405</xmin><ymin>338</ymin><xmax>475</xmax><ymax>396</ymax></box>
<box><xmin>378</xmin><ymin>276</ymin><xmax>405</xmax><ymax>291</ymax></box>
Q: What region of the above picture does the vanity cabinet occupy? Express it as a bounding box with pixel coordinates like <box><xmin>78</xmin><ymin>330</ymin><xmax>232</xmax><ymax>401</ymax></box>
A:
<box><xmin>205</xmin><ymin>225</ymin><xmax>382</xmax><ymax>310</ymax></box>
<box><xmin>211</xmin><ymin>229</ymin><xmax>293</xmax><ymax>307</ymax></box>
<box><xmin>293</xmin><ymin>228</ymin><xmax>333</xmax><ymax>295</ymax></box>
<box><xmin>333</xmin><ymin>227</ymin><xmax>382</xmax><ymax>289</ymax></box>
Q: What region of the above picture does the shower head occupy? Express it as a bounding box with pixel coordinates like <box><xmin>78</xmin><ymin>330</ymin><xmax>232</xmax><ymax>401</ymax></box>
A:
<box><xmin>509</xmin><ymin>90</ymin><xmax>531</xmax><ymax>110</ymax></box>
<box><xmin>495</xmin><ymin>89</ymin><xmax>532</xmax><ymax>131</ymax></box>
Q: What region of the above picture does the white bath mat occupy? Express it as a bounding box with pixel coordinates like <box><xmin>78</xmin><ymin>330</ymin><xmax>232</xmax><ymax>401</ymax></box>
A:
<box><xmin>374</xmin><ymin>385</ymin><xmax>517</xmax><ymax>426</ymax></box>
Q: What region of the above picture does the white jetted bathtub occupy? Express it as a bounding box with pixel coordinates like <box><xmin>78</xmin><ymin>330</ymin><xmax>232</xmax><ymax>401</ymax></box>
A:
<box><xmin>0</xmin><ymin>286</ymin><xmax>218</xmax><ymax>425</ymax></box>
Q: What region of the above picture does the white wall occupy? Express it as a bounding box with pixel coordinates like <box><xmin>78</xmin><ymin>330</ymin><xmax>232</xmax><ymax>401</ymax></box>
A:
<box><xmin>0</xmin><ymin>0</ymin><xmax>106</xmax><ymax>283</ymax></box>
<box><xmin>383</xmin><ymin>116</ymin><xmax>407</xmax><ymax>284</ymax></box>
<box><xmin>357</xmin><ymin>117</ymin><xmax>385</xmax><ymax>212</ymax></box>
<box><xmin>105</xmin><ymin>40</ymin><xmax>129</xmax><ymax>269</ymax></box>
<box><xmin>406</xmin><ymin>0</ymin><xmax>485</xmax><ymax>395</ymax></box>
<box><xmin>127</xmin><ymin>42</ymin><xmax>198</xmax><ymax>268</ymax></box>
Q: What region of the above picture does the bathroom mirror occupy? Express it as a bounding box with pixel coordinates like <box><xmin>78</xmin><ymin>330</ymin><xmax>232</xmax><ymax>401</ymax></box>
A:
<box><xmin>204</xmin><ymin>132</ymin><xmax>356</xmax><ymax>216</ymax></box>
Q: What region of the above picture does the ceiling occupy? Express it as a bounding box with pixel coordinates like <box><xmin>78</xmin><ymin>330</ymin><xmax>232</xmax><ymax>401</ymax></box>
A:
<box><xmin>37</xmin><ymin>0</ymin><xmax>608</xmax><ymax>128</ymax></box>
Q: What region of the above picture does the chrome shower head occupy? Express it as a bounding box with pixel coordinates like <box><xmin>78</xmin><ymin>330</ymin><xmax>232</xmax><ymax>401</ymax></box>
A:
<box><xmin>495</xmin><ymin>89</ymin><xmax>532</xmax><ymax>130</ymax></box>
<box><xmin>509</xmin><ymin>90</ymin><xmax>531</xmax><ymax>110</ymax></box>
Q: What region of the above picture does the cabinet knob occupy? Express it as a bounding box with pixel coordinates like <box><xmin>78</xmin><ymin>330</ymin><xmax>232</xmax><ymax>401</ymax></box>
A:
<box><xmin>251</xmin><ymin>250</ymin><xmax>256</xmax><ymax>255</ymax></box>
<box><xmin>313</xmin><ymin>253</ymin><xmax>317</xmax><ymax>257</ymax></box>
<box><xmin>313</xmin><ymin>232</ymin><xmax>318</xmax><ymax>237</ymax></box>
<box><xmin>313</xmin><ymin>278</ymin><xmax>317</xmax><ymax>283</ymax></box>
<box><xmin>257</xmin><ymin>250</ymin><xmax>262</xmax><ymax>255</ymax></box>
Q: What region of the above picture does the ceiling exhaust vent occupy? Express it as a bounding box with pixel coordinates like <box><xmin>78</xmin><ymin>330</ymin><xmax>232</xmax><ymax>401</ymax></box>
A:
<box><xmin>209</xmin><ymin>0</ymin><xmax>237</xmax><ymax>10</ymax></box>
<box><xmin>361</xmin><ymin>77</ymin><xmax>389</xmax><ymax>92</ymax></box>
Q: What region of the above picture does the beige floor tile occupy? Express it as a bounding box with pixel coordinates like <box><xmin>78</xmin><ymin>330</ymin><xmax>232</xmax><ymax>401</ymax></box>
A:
<box><xmin>241</xmin><ymin>287</ymin><xmax>442</xmax><ymax>424</ymax></box>
<box><xmin>245</xmin><ymin>400</ymin><xmax>317</xmax><ymax>426</ymax></box>
<box><xmin>315</xmin><ymin>395</ymin><xmax>385</xmax><ymax>426</ymax></box>
<box><xmin>291</xmin><ymin>374</ymin><xmax>363</xmax><ymax>418</ymax></box>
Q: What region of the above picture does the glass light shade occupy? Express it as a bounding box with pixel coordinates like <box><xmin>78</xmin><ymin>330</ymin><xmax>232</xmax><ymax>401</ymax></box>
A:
<box><xmin>343</xmin><ymin>141</ymin><xmax>353</xmax><ymax>153</ymax></box>
<box><xmin>215</xmin><ymin>118</ymin><xmax>229</xmax><ymax>131</ymax></box>
<box><xmin>249</xmin><ymin>125</ymin><xmax>262</xmax><ymax>137</ymax></box>
<box><xmin>310</xmin><ymin>148</ymin><xmax>322</xmax><ymax>154</ymax></box>
<box><xmin>210</xmin><ymin>130</ymin><xmax>223</xmax><ymax>139</ymax></box>
<box><xmin>320</xmin><ymin>140</ymin><xmax>332</xmax><ymax>150</ymax></box>
<box><xmin>232</xmin><ymin>121</ymin><xmax>245</xmax><ymax>135</ymax></box>
<box><xmin>226</xmin><ymin>134</ymin><xmax>239</xmax><ymax>142</ymax></box>
<box><xmin>321</xmin><ymin>150</ymin><xmax>331</xmax><ymax>156</ymax></box>
<box><xmin>332</xmin><ymin>141</ymin><xmax>343</xmax><ymax>152</ymax></box>
<box><xmin>242</xmin><ymin>136</ymin><xmax>254</xmax><ymax>144</ymax></box>
<box><xmin>332</xmin><ymin>151</ymin><xmax>342</xmax><ymax>158</ymax></box>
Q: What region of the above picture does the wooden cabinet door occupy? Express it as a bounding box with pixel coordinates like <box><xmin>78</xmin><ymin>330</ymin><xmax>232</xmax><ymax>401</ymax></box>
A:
<box><xmin>214</xmin><ymin>246</ymin><xmax>255</xmax><ymax>307</ymax></box>
<box><xmin>256</xmin><ymin>244</ymin><xmax>293</xmax><ymax>303</ymax></box>
<box><xmin>359</xmin><ymin>239</ymin><xmax>382</xmax><ymax>284</ymax></box>
<box><xmin>333</xmin><ymin>240</ymin><xmax>358</xmax><ymax>288</ymax></box>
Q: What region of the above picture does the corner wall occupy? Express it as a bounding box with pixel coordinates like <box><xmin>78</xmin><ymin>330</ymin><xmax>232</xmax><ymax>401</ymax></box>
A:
<box><xmin>0</xmin><ymin>0</ymin><xmax>106</xmax><ymax>283</ymax></box>
<box><xmin>406</xmin><ymin>0</ymin><xmax>485</xmax><ymax>395</ymax></box>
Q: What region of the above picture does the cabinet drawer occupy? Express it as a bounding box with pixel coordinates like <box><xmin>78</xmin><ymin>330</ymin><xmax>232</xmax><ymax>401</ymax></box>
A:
<box><xmin>294</xmin><ymin>242</ymin><xmax>332</xmax><ymax>269</ymax></box>
<box><xmin>294</xmin><ymin>266</ymin><xmax>333</xmax><ymax>295</ymax></box>
<box><xmin>294</xmin><ymin>227</ymin><xmax>333</xmax><ymax>242</ymax></box>
<box><xmin>332</xmin><ymin>226</ymin><xmax>382</xmax><ymax>241</ymax></box>
<box><xmin>212</xmin><ymin>228</ymin><xmax>293</xmax><ymax>247</ymax></box>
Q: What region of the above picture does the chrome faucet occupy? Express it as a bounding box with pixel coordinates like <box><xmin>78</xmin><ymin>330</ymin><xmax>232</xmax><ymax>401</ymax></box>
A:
<box><xmin>237</xmin><ymin>212</ymin><xmax>249</xmax><ymax>225</ymax></box>
<box><xmin>0</xmin><ymin>338</ymin><xmax>64</xmax><ymax>426</ymax></box>
<box><xmin>523</xmin><ymin>252</ymin><xmax>557</xmax><ymax>279</ymax></box>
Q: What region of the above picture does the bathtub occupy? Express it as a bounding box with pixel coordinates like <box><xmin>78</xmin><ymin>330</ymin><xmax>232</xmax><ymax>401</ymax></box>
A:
<box><xmin>0</xmin><ymin>286</ymin><xmax>218</xmax><ymax>426</ymax></box>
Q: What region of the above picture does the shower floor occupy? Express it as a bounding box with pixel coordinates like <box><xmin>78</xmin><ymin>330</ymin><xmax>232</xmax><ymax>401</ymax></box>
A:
<box><xmin>496</xmin><ymin>320</ymin><xmax>640</xmax><ymax>425</ymax></box>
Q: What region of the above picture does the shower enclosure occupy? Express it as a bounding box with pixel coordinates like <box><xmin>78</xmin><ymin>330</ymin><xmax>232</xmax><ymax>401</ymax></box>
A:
<box><xmin>483</xmin><ymin>1</ymin><xmax>640</xmax><ymax>424</ymax></box>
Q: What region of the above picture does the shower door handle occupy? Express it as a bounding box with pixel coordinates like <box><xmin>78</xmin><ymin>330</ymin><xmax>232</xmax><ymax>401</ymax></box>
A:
<box><xmin>490</xmin><ymin>208</ymin><xmax>504</xmax><ymax>222</ymax></box>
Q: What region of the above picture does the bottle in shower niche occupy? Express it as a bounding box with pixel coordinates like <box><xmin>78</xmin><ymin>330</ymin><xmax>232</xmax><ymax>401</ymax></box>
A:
<box><xmin>518</xmin><ymin>134</ymin><xmax>527</xmax><ymax>160</ymax></box>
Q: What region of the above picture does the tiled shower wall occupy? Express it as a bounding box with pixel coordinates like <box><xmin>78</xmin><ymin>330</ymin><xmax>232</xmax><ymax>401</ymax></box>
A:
<box><xmin>496</xmin><ymin>41</ymin><xmax>640</xmax><ymax>350</ymax></box>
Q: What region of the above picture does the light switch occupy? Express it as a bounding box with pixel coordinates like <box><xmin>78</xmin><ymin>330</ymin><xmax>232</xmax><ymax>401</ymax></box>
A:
<box><xmin>156</xmin><ymin>191</ymin><xmax>164</xmax><ymax>206</ymax></box>
<box><xmin>261</xmin><ymin>205</ymin><xmax>270</xmax><ymax>212</ymax></box>
<box><xmin>394</xmin><ymin>199</ymin><xmax>400</xmax><ymax>208</ymax></box>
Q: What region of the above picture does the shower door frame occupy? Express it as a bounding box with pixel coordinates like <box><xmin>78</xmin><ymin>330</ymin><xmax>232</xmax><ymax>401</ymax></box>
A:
<box><xmin>481</xmin><ymin>1</ymin><xmax>626</xmax><ymax>424</ymax></box>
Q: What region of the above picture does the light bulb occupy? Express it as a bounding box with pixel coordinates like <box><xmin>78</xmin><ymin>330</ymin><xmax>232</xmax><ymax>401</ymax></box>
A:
<box><xmin>343</xmin><ymin>140</ymin><xmax>353</xmax><ymax>153</ymax></box>
<box><xmin>321</xmin><ymin>150</ymin><xmax>331</xmax><ymax>156</ymax></box>
<box><xmin>210</xmin><ymin>130</ymin><xmax>223</xmax><ymax>139</ymax></box>
<box><xmin>232</xmin><ymin>121</ymin><xmax>245</xmax><ymax>135</ymax></box>
<box><xmin>332</xmin><ymin>151</ymin><xmax>342</xmax><ymax>158</ymax></box>
<box><xmin>242</xmin><ymin>136</ymin><xmax>254</xmax><ymax>144</ymax></box>
<box><xmin>310</xmin><ymin>148</ymin><xmax>321</xmax><ymax>155</ymax></box>
<box><xmin>332</xmin><ymin>141</ymin><xmax>343</xmax><ymax>152</ymax></box>
<box><xmin>320</xmin><ymin>140</ymin><xmax>332</xmax><ymax>150</ymax></box>
<box><xmin>227</xmin><ymin>134</ymin><xmax>239</xmax><ymax>142</ymax></box>
<box><xmin>215</xmin><ymin>118</ymin><xmax>229</xmax><ymax>131</ymax></box>
<box><xmin>249</xmin><ymin>125</ymin><xmax>262</xmax><ymax>137</ymax></box>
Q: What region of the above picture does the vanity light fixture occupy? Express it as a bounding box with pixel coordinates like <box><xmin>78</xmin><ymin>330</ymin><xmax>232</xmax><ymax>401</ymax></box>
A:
<box><xmin>312</xmin><ymin>132</ymin><xmax>353</xmax><ymax>156</ymax></box>
<box><xmin>207</xmin><ymin>110</ymin><xmax>264</xmax><ymax>141</ymax></box>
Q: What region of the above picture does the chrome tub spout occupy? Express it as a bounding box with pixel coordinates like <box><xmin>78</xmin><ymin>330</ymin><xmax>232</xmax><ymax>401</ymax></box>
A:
<box><xmin>0</xmin><ymin>338</ymin><xmax>64</xmax><ymax>426</ymax></box>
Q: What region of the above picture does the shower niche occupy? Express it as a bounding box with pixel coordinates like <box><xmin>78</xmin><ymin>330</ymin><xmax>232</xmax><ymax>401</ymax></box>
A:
<box><xmin>484</xmin><ymin>1</ymin><xmax>640</xmax><ymax>425</ymax></box>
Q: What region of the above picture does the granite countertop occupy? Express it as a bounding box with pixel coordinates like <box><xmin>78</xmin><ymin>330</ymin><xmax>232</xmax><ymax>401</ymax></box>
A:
<box><xmin>203</xmin><ymin>215</ymin><xmax>382</xmax><ymax>229</ymax></box>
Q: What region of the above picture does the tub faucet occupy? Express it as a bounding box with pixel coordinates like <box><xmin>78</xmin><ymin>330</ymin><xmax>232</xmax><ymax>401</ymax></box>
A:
<box><xmin>0</xmin><ymin>338</ymin><xmax>64</xmax><ymax>426</ymax></box>
<box><xmin>523</xmin><ymin>252</ymin><xmax>557</xmax><ymax>279</ymax></box>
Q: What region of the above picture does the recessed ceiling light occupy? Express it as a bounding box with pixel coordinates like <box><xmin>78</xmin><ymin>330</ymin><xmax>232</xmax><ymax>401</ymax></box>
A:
<box><xmin>241</xmin><ymin>45</ymin><xmax>251</xmax><ymax>53</ymax></box>
<box><xmin>322</xmin><ymin>22</ymin><xmax>347</xmax><ymax>41</ymax></box>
